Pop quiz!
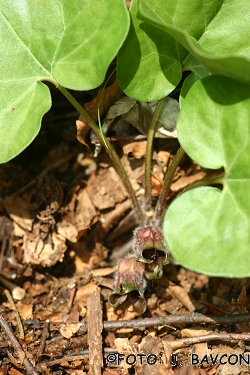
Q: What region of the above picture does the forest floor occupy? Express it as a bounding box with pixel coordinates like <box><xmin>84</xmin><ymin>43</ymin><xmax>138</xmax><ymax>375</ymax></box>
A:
<box><xmin>0</xmin><ymin>82</ymin><xmax>250</xmax><ymax>375</ymax></box>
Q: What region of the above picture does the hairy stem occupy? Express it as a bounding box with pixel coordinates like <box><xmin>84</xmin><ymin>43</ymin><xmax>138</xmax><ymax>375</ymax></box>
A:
<box><xmin>154</xmin><ymin>146</ymin><xmax>185</xmax><ymax>225</ymax></box>
<box><xmin>144</xmin><ymin>98</ymin><xmax>165</xmax><ymax>221</ymax></box>
<box><xmin>58</xmin><ymin>85</ymin><xmax>145</xmax><ymax>225</ymax></box>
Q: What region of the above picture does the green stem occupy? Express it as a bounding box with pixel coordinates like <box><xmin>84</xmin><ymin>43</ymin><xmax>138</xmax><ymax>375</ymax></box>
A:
<box><xmin>154</xmin><ymin>146</ymin><xmax>185</xmax><ymax>225</ymax></box>
<box><xmin>97</xmin><ymin>68</ymin><xmax>116</xmax><ymax>148</ymax></box>
<box><xmin>57</xmin><ymin>85</ymin><xmax>145</xmax><ymax>225</ymax></box>
<box><xmin>144</xmin><ymin>99</ymin><xmax>165</xmax><ymax>220</ymax></box>
<box><xmin>181</xmin><ymin>176</ymin><xmax>224</xmax><ymax>194</ymax></box>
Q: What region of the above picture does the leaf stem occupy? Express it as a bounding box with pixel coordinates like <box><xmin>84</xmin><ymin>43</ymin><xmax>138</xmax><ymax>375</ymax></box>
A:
<box><xmin>97</xmin><ymin>68</ymin><xmax>117</xmax><ymax>148</ymax></box>
<box><xmin>181</xmin><ymin>176</ymin><xmax>224</xmax><ymax>193</ymax></box>
<box><xmin>57</xmin><ymin>85</ymin><xmax>145</xmax><ymax>225</ymax></box>
<box><xmin>144</xmin><ymin>99</ymin><xmax>165</xmax><ymax>220</ymax></box>
<box><xmin>154</xmin><ymin>146</ymin><xmax>185</xmax><ymax>225</ymax></box>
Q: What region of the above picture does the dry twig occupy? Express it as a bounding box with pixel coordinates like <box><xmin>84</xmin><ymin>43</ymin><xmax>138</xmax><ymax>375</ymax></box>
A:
<box><xmin>36</xmin><ymin>319</ymin><xmax>50</xmax><ymax>359</ymax></box>
<box><xmin>0</xmin><ymin>313</ymin><xmax>39</xmax><ymax>375</ymax></box>
<box><xmin>167</xmin><ymin>332</ymin><xmax>250</xmax><ymax>350</ymax></box>
<box><xmin>4</xmin><ymin>289</ymin><xmax>24</xmax><ymax>340</ymax></box>
<box><xmin>77</xmin><ymin>312</ymin><xmax>250</xmax><ymax>334</ymax></box>
<box><xmin>40</xmin><ymin>331</ymin><xmax>250</xmax><ymax>364</ymax></box>
<box><xmin>0</xmin><ymin>274</ymin><xmax>26</xmax><ymax>300</ymax></box>
<box><xmin>87</xmin><ymin>288</ymin><xmax>103</xmax><ymax>375</ymax></box>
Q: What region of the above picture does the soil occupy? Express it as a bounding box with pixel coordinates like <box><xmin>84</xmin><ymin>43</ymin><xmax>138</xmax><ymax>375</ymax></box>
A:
<box><xmin>0</xmin><ymin>83</ymin><xmax>249</xmax><ymax>375</ymax></box>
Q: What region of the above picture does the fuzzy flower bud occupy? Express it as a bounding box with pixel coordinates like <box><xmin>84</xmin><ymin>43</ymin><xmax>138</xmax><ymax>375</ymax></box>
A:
<box><xmin>108</xmin><ymin>256</ymin><xmax>147</xmax><ymax>315</ymax></box>
<box><xmin>133</xmin><ymin>226</ymin><xmax>171</xmax><ymax>280</ymax></box>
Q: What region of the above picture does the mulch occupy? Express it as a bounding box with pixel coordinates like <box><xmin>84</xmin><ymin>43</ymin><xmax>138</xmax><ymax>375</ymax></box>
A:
<box><xmin>0</xmin><ymin>84</ymin><xmax>249</xmax><ymax>375</ymax></box>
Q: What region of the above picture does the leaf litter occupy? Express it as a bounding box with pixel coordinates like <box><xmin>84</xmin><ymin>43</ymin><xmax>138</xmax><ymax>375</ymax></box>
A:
<box><xmin>0</xmin><ymin>83</ymin><xmax>249</xmax><ymax>375</ymax></box>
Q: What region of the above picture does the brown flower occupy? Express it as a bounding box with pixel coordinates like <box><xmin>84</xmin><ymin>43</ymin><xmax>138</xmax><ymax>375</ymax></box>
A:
<box><xmin>133</xmin><ymin>226</ymin><xmax>171</xmax><ymax>280</ymax></box>
<box><xmin>108</xmin><ymin>256</ymin><xmax>147</xmax><ymax>315</ymax></box>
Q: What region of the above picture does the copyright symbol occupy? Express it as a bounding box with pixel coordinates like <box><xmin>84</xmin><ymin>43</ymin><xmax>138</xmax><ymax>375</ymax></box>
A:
<box><xmin>106</xmin><ymin>353</ymin><xmax>117</xmax><ymax>364</ymax></box>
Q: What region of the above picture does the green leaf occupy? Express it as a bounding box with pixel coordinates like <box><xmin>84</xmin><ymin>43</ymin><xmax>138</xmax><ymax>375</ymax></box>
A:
<box><xmin>163</xmin><ymin>75</ymin><xmax>250</xmax><ymax>277</ymax></box>
<box><xmin>117</xmin><ymin>0</ymin><xmax>181</xmax><ymax>101</ymax></box>
<box><xmin>180</xmin><ymin>71</ymin><xmax>207</xmax><ymax>107</ymax></box>
<box><xmin>0</xmin><ymin>0</ymin><xmax>129</xmax><ymax>162</ymax></box>
<box><xmin>138</xmin><ymin>0</ymin><xmax>250</xmax><ymax>85</ymax></box>
<box><xmin>118</xmin><ymin>0</ymin><xmax>224</xmax><ymax>101</ymax></box>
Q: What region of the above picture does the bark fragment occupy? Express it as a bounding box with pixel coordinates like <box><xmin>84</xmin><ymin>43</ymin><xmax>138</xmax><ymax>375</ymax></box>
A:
<box><xmin>87</xmin><ymin>287</ymin><xmax>103</xmax><ymax>375</ymax></box>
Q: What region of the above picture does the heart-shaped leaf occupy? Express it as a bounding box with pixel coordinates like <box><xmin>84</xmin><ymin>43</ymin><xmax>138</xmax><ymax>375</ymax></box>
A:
<box><xmin>117</xmin><ymin>0</ymin><xmax>217</xmax><ymax>101</ymax></box>
<box><xmin>0</xmin><ymin>0</ymin><xmax>129</xmax><ymax>162</ymax></box>
<box><xmin>138</xmin><ymin>0</ymin><xmax>250</xmax><ymax>85</ymax></box>
<box><xmin>163</xmin><ymin>75</ymin><xmax>250</xmax><ymax>277</ymax></box>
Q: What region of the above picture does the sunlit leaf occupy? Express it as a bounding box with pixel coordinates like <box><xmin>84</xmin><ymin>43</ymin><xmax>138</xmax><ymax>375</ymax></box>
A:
<box><xmin>163</xmin><ymin>75</ymin><xmax>250</xmax><ymax>277</ymax></box>
<box><xmin>0</xmin><ymin>0</ymin><xmax>129</xmax><ymax>162</ymax></box>
<box><xmin>138</xmin><ymin>0</ymin><xmax>250</xmax><ymax>84</ymax></box>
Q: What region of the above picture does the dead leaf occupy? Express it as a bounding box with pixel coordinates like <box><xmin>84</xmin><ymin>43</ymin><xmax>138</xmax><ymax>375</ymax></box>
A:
<box><xmin>157</xmin><ymin>151</ymin><xmax>171</xmax><ymax>168</ymax></box>
<box><xmin>60</xmin><ymin>322</ymin><xmax>82</xmax><ymax>339</ymax></box>
<box><xmin>8</xmin><ymin>368</ymin><xmax>23</xmax><ymax>375</ymax></box>
<box><xmin>86</xmin><ymin>79</ymin><xmax>123</xmax><ymax>122</ymax></box>
<box><xmin>23</xmin><ymin>330</ymin><xmax>34</xmax><ymax>345</ymax></box>
<box><xmin>120</xmin><ymin>154</ymin><xmax>144</xmax><ymax>193</ymax></box>
<box><xmin>26</xmin><ymin>282</ymin><xmax>48</xmax><ymax>297</ymax></box>
<box><xmin>233</xmin><ymin>285</ymin><xmax>250</xmax><ymax>332</ymax></box>
<box><xmin>86</xmin><ymin>167</ymin><xmax>127</xmax><ymax>210</ymax></box>
<box><xmin>57</xmin><ymin>187</ymin><xmax>98</xmax><ymax>242</ymax></box>
<box><xmin>151</xmin><ymin>173</ymin><xmax>163</xmax><ymax>195</ymax></box>
<box><xmin>75</xmin><ymin>282</ymin><xmax>100</xmax><ymax>303</ymax></box>
<box><xmin>206</xmin><ymin>345</ymin><xmax>246</xmax><ymax>375</ymax></box>
<box><xmin>181</xmin><ymin>329</ymin><xmax>213</xmax><ymax>338</ymax></box>
<box><xmin>76</xmin><ymin>78</ymin><xmax>123</xmax><ymax>151</ymax></box>
<box><xmin>74</xmin><ymin>187</ymin><xmax>98</xmax><ymax>238</ymax></box>
<box><xmin>90</xmin><ymin>96</ymin><xmax>178</xmax><ymax>156</ymax></box>
<box><xmin>114</xmin><ymin>338</ymin><xmax>133</xmax><ymax>369</ymax></box>
<box><xmin>61</xmin><ymin>361</ymin><xmax>82</xmax><ymax>368</ymax></box>
<box><xmin>169</xmin><ymin>284</ymin><xmax>196</xmax><ymax>312</ymax></box>
<box><xmin>171</xmin><ymin>171</ymin><xmax>207</xmax><ymax>192</ymax></box>
<box><xmin>192</xmin><ymin>343</ymin><xmax>211</xmax><ymax>367</ymax></box>
<box><xmin>162</xmin><ymin>340</ymin><xmax>173</xmax><ymax>365</ymax></box>
<box><xmin>57</xmin><ymin>218</ymin><xmax>79</xmax><ymax>243</ymax></box>
<box><xmin>137</xmin><ymin>336</ymin><xmax>174</xmax><ymax>375</ymax></box>
<box><xmin>236</xmin><ymin>285</ymin><xmax>248</xmax><ymax>312</ymax></box>
<box><xmin>16</xmin><ymin>301</ymin><xmax>33</xmax><ymax>320</ymax></box>
<box><xmin>13</xmin><ymin>222</ymin><xmax>25</xmax><ymax>237</ymax></box>
<box><xmin>115</xmin><ymin>338</ymin><xmax>133</xmax><ymax>354</ymax></box>
<box><xmin>66</xmin><ymin>304</ymin><xmax>80</xmax><ymax>324</ymax></box>
<box><xmin>76</xmin><ymin>118</ymin><xmax>91</xmax><ymax>153</ymax></box>
<box><xmin>18</xmin><ymin>351</ymin><xmax>25</xmax><ymax>365</ymax></box>
<box><xmin>4</xmin><ymin>196</ymin><xmax>33</xmax><ymax>231</ymax></box>
<box><xmin>123</xmin><ymin>141</ymin><xmax>147</xmax><ymax>159</ymax></box>
<box><xmin>23</xmin><ymin>230</ymin><xmax>67</xmax><ymax>267</ymax></box>
<box><xmin>91</xmin><ymin>267</ymin><xmax>117</xmax><ymax>277</ymax></box>
<box><xmin>121</xmin><ymin>97</ymin><xmax>178</xmax><ymax>137</ymax></box>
